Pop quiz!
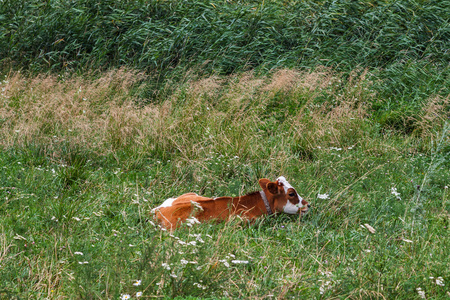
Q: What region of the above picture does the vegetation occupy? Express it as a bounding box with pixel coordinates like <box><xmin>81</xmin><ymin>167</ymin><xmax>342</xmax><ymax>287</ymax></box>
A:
<box><xmin>0</xmin><ymin>0</ymin><xmax>449</xmax><ymax>299</ymax></box>
<box><xmin>2</xmin><ymin>0</ymin><xmax>449</xmax><ymax>73</ymax></box>
<box><xmin>1</xmin><ymin>0</ymin><xmax>448</xmax><ymax>123</ymax></box>
<box><xmin>1</xmin><ymin>68</ymin><xmax>448</xmax><ymax>299</ymax></box>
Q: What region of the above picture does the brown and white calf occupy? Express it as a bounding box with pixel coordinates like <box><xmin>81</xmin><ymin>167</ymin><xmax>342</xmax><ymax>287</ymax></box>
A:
<box><xmin>152</xmin><ymin>176</ymin><xmax>310</xmax><ymax>230</ymax></box>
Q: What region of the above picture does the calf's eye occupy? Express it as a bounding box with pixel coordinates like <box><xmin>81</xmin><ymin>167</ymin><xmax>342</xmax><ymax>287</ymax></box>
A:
<box><xmin>288</xmin><ymin>192</ymin><xmax>295</xmax><ymax>197</ymax></box>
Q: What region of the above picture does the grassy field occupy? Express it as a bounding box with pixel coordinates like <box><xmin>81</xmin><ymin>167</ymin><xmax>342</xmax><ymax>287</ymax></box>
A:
<box><xmin>1</xmin><ymin>0</ymin><xmax>449</xmax><ymax>299</ymax></box>
<box><xmin>0</xmin><ymin>68</ymin><xmax>448</xmax><ymax>299</ymax></box>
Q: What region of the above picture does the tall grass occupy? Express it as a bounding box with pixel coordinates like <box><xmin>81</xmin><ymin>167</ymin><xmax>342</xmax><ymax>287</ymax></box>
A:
<box><xmin>1</xmin><ymin>0</ymin><xmax>449</xmax><ymax>75</ymax></box>
<box><xmin>2</xmin><ymin>0</ymin><xmax>448</xmax><ymax>125</ymax></box>
<box><xmin>1</xmin><ymin>68</ymin><xmax>447</xmax><ymax>154</ymax></box>
<box><xmin>0</xmin><ymin>69</ymin><xmax>448</xmax><ymax>298</ymax></box>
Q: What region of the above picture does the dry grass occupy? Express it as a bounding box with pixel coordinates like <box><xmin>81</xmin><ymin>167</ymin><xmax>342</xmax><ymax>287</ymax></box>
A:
<box><xmin>263</xmin><ymin>68</ymin><xmax>334</xmax><ymax>93</ymax></box>
<box><xmin>415</xmin><ymin>95</ymin><xmax>450</xmax><ymax>138</ymax></box>
<box><xmin>0</xmin><ymin>68</ymin><xmax>445</xmax><ymax>160</ymax></box>
<box><xmin>0</xmin><ymin>227</ymin><xmax>12</xmax><ymax>264</ymax></box>
<box><xmin>0</xmin><ymin>69</ymin><xmax>155</xmax><ymax>151</ymax></box>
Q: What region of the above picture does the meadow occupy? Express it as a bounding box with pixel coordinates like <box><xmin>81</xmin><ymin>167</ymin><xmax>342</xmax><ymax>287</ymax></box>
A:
<box><xmin>0</xmin><ymin>0</ymin><xmax>449</xmax><ymax>299</ymax></box>
<box><xmin>1</xmin><ymin>68</ymin><xmax>448</xmax><ymax>299</ymax></box>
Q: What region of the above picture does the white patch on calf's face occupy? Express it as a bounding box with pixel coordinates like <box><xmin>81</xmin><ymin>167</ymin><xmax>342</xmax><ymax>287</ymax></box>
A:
<box><xmin>283</xmin><ymin>200</ymin><xmax>301</xmax><ymax>214</ymax></box>
<box><xmin>276</xmin><ymin>176</ymin><xmax>305</xmax><ymax>209</ymax></box>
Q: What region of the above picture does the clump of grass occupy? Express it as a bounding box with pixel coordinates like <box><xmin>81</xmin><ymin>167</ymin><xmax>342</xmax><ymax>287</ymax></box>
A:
<box><xmin>0</xmin><ymin>69</ymin><xmax>149</xmax><ymax>150</ymax></box>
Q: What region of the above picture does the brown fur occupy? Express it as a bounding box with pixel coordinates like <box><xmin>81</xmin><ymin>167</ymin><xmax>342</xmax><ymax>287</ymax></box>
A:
<box><xmin>153</xmin><ymin>178</ymin><xmax>309</xmax><ymax>230</ymax></box>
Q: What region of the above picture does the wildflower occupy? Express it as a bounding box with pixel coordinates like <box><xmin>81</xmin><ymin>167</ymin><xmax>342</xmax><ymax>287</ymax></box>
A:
<box><xmin>188</xmin><ymin>241</ymin><xmax>197</xmax><ymax>246</ymax></box>
<box><xmin>436</xmin><ymin>277</ymin><xmax>445</xmax><ymax>286</ymax></box>
<box><xmin>78</xmin><ymin>261</ymin><xmax>88</xmax><ymax>264</ymax></box>
<box><xmin>120</xmin><ymin>294</ymin><xmax>131</xmax><ymax>300</ymax></box>
<box><xmin>416</xmin><ymin>287</ymin><xmax>426</xmax><ymax>299</ymax></box>
<box><xmin>186</xmin><ymin>217</ymin><xmax>200</xmax><ymax>227</ymax></box>
<box><xmin>133</xmin><ymin>280</ymin><xmax>141</xmax><ymax>286</ymax></box>
<box><xmin>170</xmin><ymin>273</ymin><xmax>178</xmax><ymax>278</ymax></box>
<box><xmin>74</xmin><ymin>252</ymin><xmax>84</xmax><ymax>255</ymax></box>
<box><xmin>193</xmin><ymin>282</ymin><xmax>207</xmax><ymax>289</ymax></box>
<box><xmin>219</xmin><ymin>259</ymin><xmax>230</xmax><ymax>268</ymax></box>
<box><xmin>72</xmin><ymin>217</ymin><xmax>81</xmax><ymax>221</ymax></box>
<box><xmin>162</xmin><ymin>263</ymin><xmax>171</xmax><ymax>270</ymax></box>
<box><xmin>320</xmin><ymin>271</ymin><xmax>333</xmax><ymax>277</ymax></box>
<box><xmin>319</xmin><ymin>280</ymin><xmax>332</xmax><ymax>294</ymax></box>
<box><xmin>317</xmin><ymin>193</ymin><xmax>329</xmax><ymax>199</ymax></box>
<box><xmin>180</xmin><ymin>259</ymin><xmax>189</xmax><ymax>265</ymax></box>
<box><xmin>391</xmin><ymin>187</ymin><xmax>401</xmax><ymax>200</ymax></box>
<box><xmin>136</xmin><ymin>291</ymin><xmax>143</xmax><ymax>298</ymax></box>
<box><xmin>231</xmin><ymin>260</ymin><xmax>249</xmax><ymax>264</ymax></box>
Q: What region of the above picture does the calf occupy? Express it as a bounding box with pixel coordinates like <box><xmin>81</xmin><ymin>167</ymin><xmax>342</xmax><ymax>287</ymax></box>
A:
<box><xmin>152</xmin><ymin>176</ymin><xmax>310</xmax><ymax>230</ymax></box>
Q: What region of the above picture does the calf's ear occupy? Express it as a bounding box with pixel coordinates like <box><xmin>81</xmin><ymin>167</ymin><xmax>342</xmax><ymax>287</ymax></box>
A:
<box><xmin>258</xmin><ymin>178</ymin><xmax>270</xmax><ymax>190</ymax></box>
<box><xmin>266</xmin><ymin>182</ymin><xmax>279</xmax><ymax>195</ymax></box>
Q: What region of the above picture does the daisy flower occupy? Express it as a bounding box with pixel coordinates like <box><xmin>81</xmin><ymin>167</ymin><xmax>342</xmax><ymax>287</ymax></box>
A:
<box><xmin>133</xmin><ymin>280</ymin><xmax>141</xmax><ymax>286</ymax></box>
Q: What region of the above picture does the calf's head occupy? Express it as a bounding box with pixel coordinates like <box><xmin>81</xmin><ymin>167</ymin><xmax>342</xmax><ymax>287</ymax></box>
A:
<box><xmin>259</xmin><ymin>176</ymin><xmax>309</xmax><ymax>215</ymax></box>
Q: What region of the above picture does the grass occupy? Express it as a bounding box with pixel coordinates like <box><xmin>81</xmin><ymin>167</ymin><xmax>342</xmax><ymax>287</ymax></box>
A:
<box><xmin>0</xmin><ymin>69</ymin><xmax>449</xmax><ymax>299</ymax></box>
<box><xmin>1</xmin><ymin>1</ymin><xmax>448</xmax><ymax>298</ymax></box>
<box><xmin>2</xmin><ymin>0</ymin><xmax>449</xmax><ymax>72</ymax></box>
<box><xmin>1</xmin><ymin>0</ymin><xmax>448</xmax><ymax>127</ymax></box>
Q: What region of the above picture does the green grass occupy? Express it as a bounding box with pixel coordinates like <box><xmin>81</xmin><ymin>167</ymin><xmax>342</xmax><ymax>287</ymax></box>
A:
<box><xmin>0</xmin><ymin>69</ymin><xmax>449</xmax><ymax>299</ymax></box>
<box><xmin>2</xmin><ymin>0</ymin><xmax>449</xmax><ymax>72</ymax></box>
<box><xmin>0</xmin><ymin>1</ymin><xmax>449</xmax><ymax>296</ymax></box>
